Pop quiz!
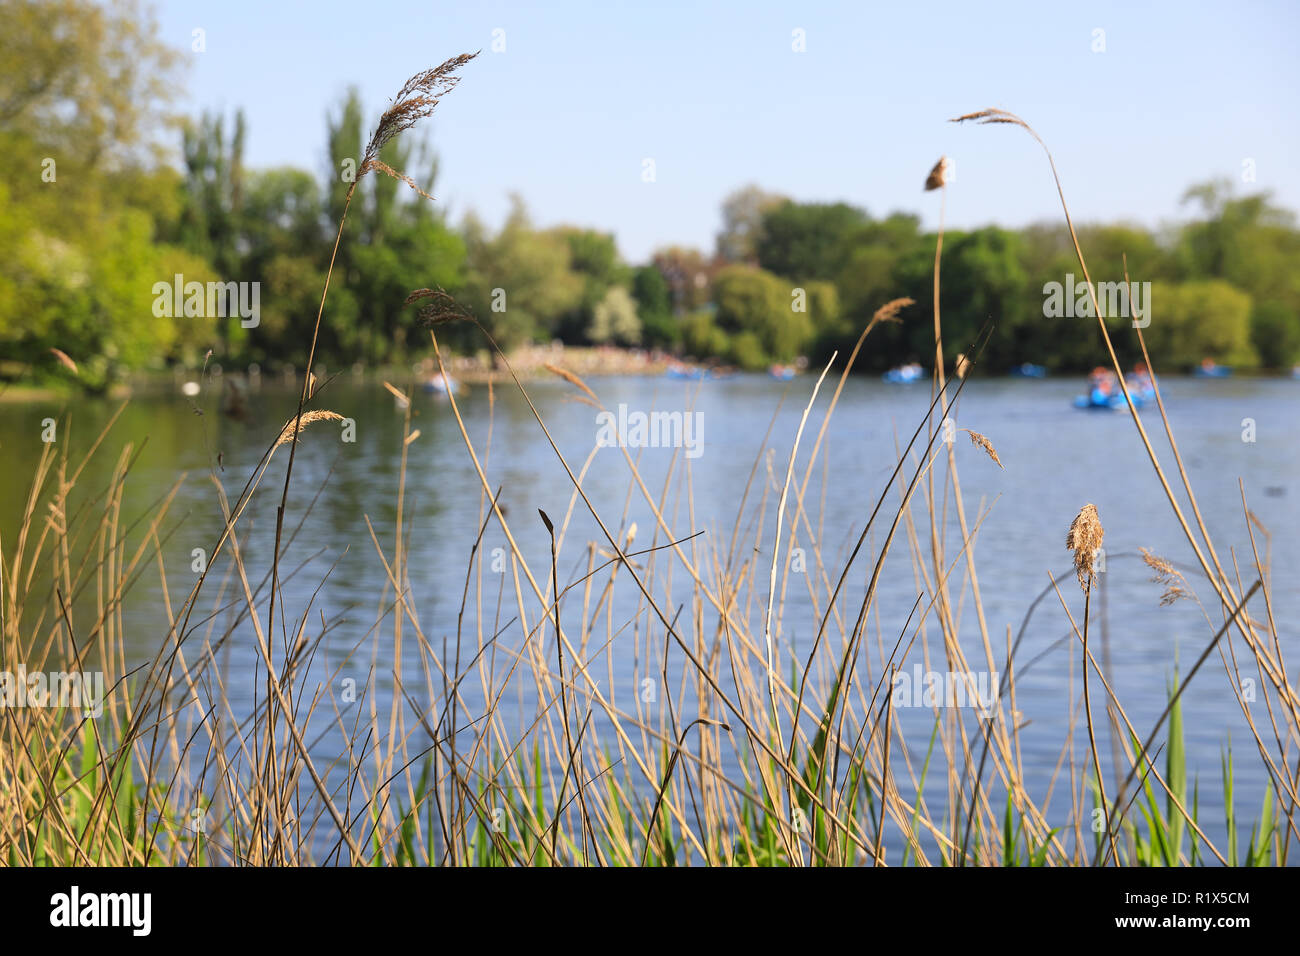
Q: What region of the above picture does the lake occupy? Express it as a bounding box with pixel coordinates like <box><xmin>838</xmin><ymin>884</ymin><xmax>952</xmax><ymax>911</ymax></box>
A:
<box><xmin>5</xmin><ymin>370</ymin><xmax>1296</xmax><ymax>859</ymax></box>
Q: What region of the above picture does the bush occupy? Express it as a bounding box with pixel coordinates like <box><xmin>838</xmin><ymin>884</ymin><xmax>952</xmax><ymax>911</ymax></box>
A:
<box><xmin>1250</xmin><ymin>300</ymin><xmax>1300</xmax><ymax>369</ymax></box>
<box><xmin>713</xmin><ymin>265</ymin><xmax>812</xmax><ymax>362</ymax></box>
<box><xmin>682</xmin><ymin>309</ymin><xmax>728</xmax><ymax>360</ymax></box>
<box><xmin>728</xmin><ymin>331</ymin><xmax>768</xmax><ymax>370</ymax></box>
<box><xmin>1144</xmin><ymin>280</ymin><xmax>1257</xmax><ymax>369</ymax></box>
<box><xmin>640</xmin><ymin>309</ymin><xmax>681</xmax><ymax>349</ymax></box>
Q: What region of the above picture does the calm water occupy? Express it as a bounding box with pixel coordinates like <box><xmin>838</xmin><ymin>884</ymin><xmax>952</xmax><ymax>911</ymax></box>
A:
<box><xmin>5</xmin><ymin>372</ymin><xmax>1297</xmax><ymax>854</ymax></box>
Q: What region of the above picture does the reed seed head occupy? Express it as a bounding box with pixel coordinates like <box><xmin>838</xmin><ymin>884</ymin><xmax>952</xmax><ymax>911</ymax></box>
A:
<box><xmin>924</xmin><ymin>157</ymin><xmax>950</xmax><ymax>191</ymax></box>
<box><xmin>363</xmin><ymin>53</ymin><xmax>478</xmax><ymax>168</ymax></box>
<box><xmin>872</xmin><ymin>297</ymin><xmax>914</xmax><ymax>325</ymax></box>
<box><xmin>274</xmin><ymin>410</ymin><xmax>343</xmax><ymax>448</ymax></box>
<box><xmin>1140</xmin><ymin>547</ymin><xmax>1175</xmax><ymax>579</ymax></box>
<box><xmin>1066</xmin><ymin>503</ymin><xmax>1104</xmax><ymax>591</ymax></box>
<box><xmin>544</xmin><ymin>363</ymin><xmax>598</xmax><ymax>403</ymax></box>
<box><xmin>950</xmin><ymin>108</ymin><xmax>1029</xmax><ymax>131</ymax></box>
<box><xmin>962</xmin><ymin>429</ymin><xmax>1002</xmax><ymax>469</ymax></box>
<box><xmin>1141</xmin><ymin>547</ymin><xmax>1190</xmax><ymax>606</ymax></box>
<box><xmin>405</xmin><ymin>287</ymin><xmax>471</xmax><ymax>326</ymax></box>
<box><xmin>49</xmin><ymin>348</ymin><xmax>78</xmax><ymax>374</ymax></box>
<box><xmin>1159</xmin><ymin>585</ymin><xmax>1190</xmax><ymax>607</ymax></box>
<box><xmin>355</xmin><ymin>54</ymin><xmax>478</xmax><ymax>203</ymax></box>
<box><xmin>361</xmin><ymin>159</ymin><xmax>434</xmax><ymax>200</ymax></box>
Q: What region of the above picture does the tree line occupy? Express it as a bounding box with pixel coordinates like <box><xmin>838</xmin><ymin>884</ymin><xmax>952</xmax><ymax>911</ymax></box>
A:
<box><xmin>2</xmin><ymin>1</ymin><xmax>1297</xmax><ymax>390</ymax></box>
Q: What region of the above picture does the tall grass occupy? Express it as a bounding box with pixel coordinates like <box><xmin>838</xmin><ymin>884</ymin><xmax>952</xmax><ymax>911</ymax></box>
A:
<box><xmin>0</xmin><ymin>81</ymin><xmax>1291</xmax><ymax>866</ymax></box>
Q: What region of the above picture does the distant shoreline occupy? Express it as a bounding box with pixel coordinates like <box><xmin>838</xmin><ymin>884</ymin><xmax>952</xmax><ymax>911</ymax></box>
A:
<box><xmin>4</xmin><ymin>345</ymin><xmax>1295</xmax><ymax>402</ymax></box>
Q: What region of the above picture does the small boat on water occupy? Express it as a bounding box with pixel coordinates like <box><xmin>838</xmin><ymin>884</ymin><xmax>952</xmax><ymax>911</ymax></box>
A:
<box><xmin>1009</xmin><ymin>363</ymin><xmax>1047</xmax><ymax>378</ymax></box>
<box><xmin>769</xmin><ymin>364</ymin><xmax>796</xmax><ymax>381</ymax></box>
<box><xmin>883</xmin><ymin>362</ymin><xmax>925</xmax><ymax>384</ymax></box>
<box><xmin>1193</xmin><ymin>359</ymin><xmax>1233</xmax><ymax>378</ymax></box>
<box><xmin>1073</xmin><ymin>387</ymin><xmax>1150</xmax><ymax>411</ymax></box>
<box><xmin>1073</xmin><ymin>365</ymin><xmax>1155</xmax><ymax>410</ymax></box>
<box><xmin>666</xmin><ymin>362</ymin><xmax>735</xmax><ymax>381</ymax></box>
<box><xmin>423</xmin><ymin>372</ymin><xmax>461</xmax><ymax>395</ymax></box>
<box><xmin>665</xmin><ymin>362</ymin><xmax>706</xmax><ymax>381</ymax></box>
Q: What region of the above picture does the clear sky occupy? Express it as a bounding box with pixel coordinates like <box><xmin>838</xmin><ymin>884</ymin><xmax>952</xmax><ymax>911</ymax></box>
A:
<box><xmin>154</xmin><ymin>0</ymin><xmax>1299</xmax><ymax>263</ymax></box>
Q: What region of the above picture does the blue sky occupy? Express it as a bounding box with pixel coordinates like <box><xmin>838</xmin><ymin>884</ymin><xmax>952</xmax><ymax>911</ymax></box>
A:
<box><xmin>154</xmin><ymin>0</ymin><xmax>1299</xmax><ymax>263</ymax></box>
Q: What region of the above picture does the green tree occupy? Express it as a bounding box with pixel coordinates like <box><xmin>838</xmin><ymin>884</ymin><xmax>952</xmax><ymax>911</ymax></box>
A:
<box><xmin>0</xmin><ymin>0</ymin><xmax>181</xmax><ymax>168</ymax></box>
<box><xmin>1075</xmin><ymin>224</ymin><xmax>1172</xmax><ymax>284</ymax></box>
<box><xmin>553</xmin><ymin>227</ymin><xmax>626</xmax><ymax>342</ymax></box>
<box><xmin>757</xmin><ymin>201</ymin><xmax>869</xmax><ymax>281</ymax></box>
<box><xmin>631</xmin><ymin>265</ymin><xmax>677</xmax><ymax>347</ymax></box>
<box><xmin>178</xmin><ymin>110</ymin><xmax>246</xmax><ymax>279</ymax></box>
<box><xmin>888</xmin><ymin>227</ymin><xmax>1031</xmax><ymax>371</ymax></box>
<box><xmin>716</xmin><ymin>184</ymin><xmax>786</xmax><ymax>264</ymax></box>
<box><xmin>460</xmin><ymin>198</ymin><xmax>583</xmax><ymax>350</ymax></box>
<box><xmin>1176</xmin><ymin>181</ymin><xmax>1300</xmax><ymax>368</ymax></box>
<box><xmin>242</xmin><ymin>168</ymin><xmax>325</xmax><ymax>267</ymax></box>
<box><xmin>326</xmin><ymin>89</ymin><xmax>365</xmax><ymax>227</ymax></box>
<box><xmin>713</xmin><ymin>265</ymin><xmax>812</xmax><ymax>364</ymax></box>
<box><xmin>1249</xmin><ymin>301</ymin><xmax>1300</xmax><ymax>368</ymax></box>
<box><xmin>587</xmin><ymin>286</ymin><xmax>641</xmax><ymax>346</ymax></box>
<box><xmin>1144</xmin><ymin>280</ymin><xmax>1256</xmax><ymax>369</ymax></box>
<box><xmin>652</xmin><ymin>246</ymin><xmax>716</xmax><ymax>312</ymax></box>
<box><xmin>681</xmin><ymin>309</ymin><xmax>729</xmax><ymax>361</ymax></box>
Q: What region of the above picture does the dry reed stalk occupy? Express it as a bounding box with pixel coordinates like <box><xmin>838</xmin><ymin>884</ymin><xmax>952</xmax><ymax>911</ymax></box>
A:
<box><xmin>920</xmin><ymin>153</ymin><xmax>1007</xmax><ymax>862</ymax></box>
<box><xmin>430</xmin><ymin>326</ymin><xmax>870</xmax><ymax>861</ymax></box>
<box><xmin>1048</xmin><ymin>573</ymin><xmax>1231</xmax><ymax>866</ymax></box>
<box><xmin>952</xmin><ymin>108</ymin><xmax>1252</xmax><ymax>626</ymax></box>
<box><xmin>955</xmin><ymin>107</ymin><xmax>1298</xmax><ymax>861</ymax></box>
<box><xmin>763</xmin><ymin>352</ymin><xmax>839</xmax><ymax>865</ymax></box>
<box><xmin>258</xmin><ymin>56</ymin><xmax>476</xmax><ymax>864</ymax></box>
